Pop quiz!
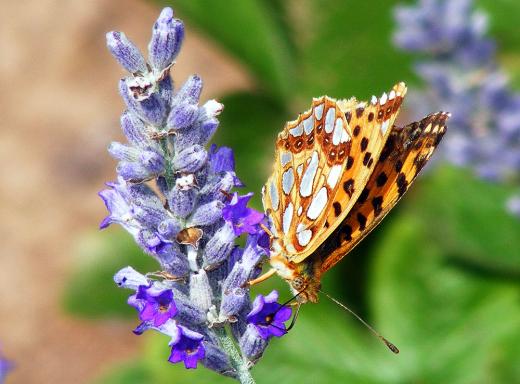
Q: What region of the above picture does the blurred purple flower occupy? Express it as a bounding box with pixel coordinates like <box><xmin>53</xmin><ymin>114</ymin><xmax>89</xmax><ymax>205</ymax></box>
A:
<box><xmin>247</xmin><ymin>291</ymin><xmax>292</xmax><ymax>339</ymax></box>
<box><xmin>394</xmin><ymin>0</ymin><xmax>520</xmax><ymax>216</ymax></box>
<box><xmin>0</xmin><ymin>346</ymin><xmax>13</xmax><ymax>383</ymax></box>
<box><xmin>223</xmin><ymin>193</ymin><xmax>264</xmax><ymax>236</ymax></box>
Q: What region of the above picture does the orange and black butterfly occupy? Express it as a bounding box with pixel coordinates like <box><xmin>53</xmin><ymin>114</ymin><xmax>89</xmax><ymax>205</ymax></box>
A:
<box><xmin>258</xmin><ymin>82</ymin><xmax>449</xmax><ymax>303</ymax></box>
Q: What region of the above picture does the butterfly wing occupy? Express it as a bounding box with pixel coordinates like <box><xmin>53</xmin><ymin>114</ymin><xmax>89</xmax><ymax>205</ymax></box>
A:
<box><xmin>262</xmin><ymin>83</ymin><xmax>407</xmax><ymax>262</ymax></box>
<box><xmin>316</xmin><ymin>111</ymin><xmax>449</xmax><ymax>275</ymax></box>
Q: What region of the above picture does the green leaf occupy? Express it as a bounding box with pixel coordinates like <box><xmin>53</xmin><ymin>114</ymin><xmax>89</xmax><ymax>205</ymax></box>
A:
<box><xmin>62</xmin><ymin>228</ymin><xmax>157</xmax><ymax>318</ymax></box>
<box><xmin>416</xmin><ymin>165</ymin><xmax>520</xmax><ymax>276</ymax></box>
<box><xmin>166</xmin><ymin>0</ymin><xmax>296</xmax><ymax>102</ymax></box>
<box><xmin>370</xmin><ymin>212</ymin><xmax>520</xmax><ymax>383</ymax></box>
<box><xmin>297</xmin><ymin>0</ymin><xmax>416</xmax><ymax>102</ymax></box>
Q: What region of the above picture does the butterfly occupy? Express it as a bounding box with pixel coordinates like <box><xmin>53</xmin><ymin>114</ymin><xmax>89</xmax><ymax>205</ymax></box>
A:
<box><xmin>259</xmin><ymin>82</ymin><xmax>449</xmax><ymax>303</ymax></box>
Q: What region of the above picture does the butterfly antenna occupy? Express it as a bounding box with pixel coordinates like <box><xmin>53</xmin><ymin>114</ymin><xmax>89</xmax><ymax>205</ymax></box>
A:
<box><xmin>286</xmin><ymin>302</ymin><xmax>301</xmax><ymax>332</ymax></box>
<box><xmin>318</xmin><ymin>289</ymin><xmax>399</xmax><ymax>354</ymax></box>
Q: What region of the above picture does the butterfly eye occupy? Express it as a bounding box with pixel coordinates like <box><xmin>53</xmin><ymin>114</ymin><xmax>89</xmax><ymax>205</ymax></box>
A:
<box><xmin>292</xmin><ymin>276</ymin><xmax>305</xmax><ymax>291</ymax></box>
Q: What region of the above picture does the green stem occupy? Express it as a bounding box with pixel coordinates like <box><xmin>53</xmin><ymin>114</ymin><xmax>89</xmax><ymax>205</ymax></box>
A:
<box><xmin>215</xmin><ymin>327</ymin><xmax>256</xmax><ymax>384</ymax></box>
<box><xmin>160</xmin><ymin>138</ymin><xmax>174</xmax><ymax>189</ymax></box>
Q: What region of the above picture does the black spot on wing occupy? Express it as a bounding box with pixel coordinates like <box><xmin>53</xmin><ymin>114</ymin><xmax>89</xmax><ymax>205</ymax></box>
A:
<box><xmin>333</xmin><ymin>202</ymin><xmax>341</xmax><ymax>217</ymax></box>
<box><xmin>343</xmin><ymin>179</ymin><xmax>354</xmax><ymax>197</ymax></box>
<box><xmin>361</xmin><ymin>137</ymin><xmax>369</xmax><ymax>151</ymax></box>
<box><xmin>358</xmin><ymin>187</ymin><xmax>369</xmax><ymax>204</ymax></box>
<box><xmin>396</xmin><ymin>173</ymin><xmax>408</xmax><ymax>197</ymax></box>
<box><xmin>376</xmin><ymin>172</ymin><xmax>388</xmax><ymax>187</ymax></box>
<box><xmin>372</xmin><ymin>196</ymin><xmax>383</xmax><ymax>216</ymax></box>
<box><xmin>357</xmin><ymin>213</ymin><xmax>367</xmax><ymax>230</ymax></box>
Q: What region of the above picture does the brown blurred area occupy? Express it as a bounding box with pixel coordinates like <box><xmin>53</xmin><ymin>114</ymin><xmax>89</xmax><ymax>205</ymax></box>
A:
<box><xmin>0</xmin><ymin>1</ymin><xmax>252</xmax><ymax>382</ymax></box>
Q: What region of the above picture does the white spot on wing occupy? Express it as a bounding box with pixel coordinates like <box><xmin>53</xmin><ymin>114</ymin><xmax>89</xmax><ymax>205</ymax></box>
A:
<box><xmin>307</xmin><ymin>186</ymin><xmax>328</xmax><ymax>220</ymax></box>
<box><xmin>300</xmin><ymin>151</ymin><xmax>319</xmax><ymax>197</ymax></box>
<box><xmin>297</xmin><ymin>164</ymin><xmax>303</xmax><ymax>176</ymax></box>
<box><xmin>280</xmin><ymin>152</ymin><xmax>292</xmax><ymax>167</ymax></box>
<box><xmin>324</xmin><ymin>108</ymin><xmax>336</xmax><ymax>133</ymax></box>
<box><xmin>380</xmin><ymin>92</ymin><xmax>388</xmax><ymax>105</ymax></box>
<box><xmin>332</xmin><ymin>118</ymin><xmax>344</xmax><ymax>145</ymax></box>
<box><xmin>303</xmin><ymin>116</ymin><xmax>314</xmax><ymax>135</ymax></box>
<box><xmin>381</xmin><ymin>120</ymin><xmax>390</xmax><ymax>135</ymax></box>
<box><xmin>371</xmin><ymin>95</ymin><xmax>377</xmax><ymax>105</ymax></box>
<box><xmin>269</xmin><ymin>181</ymin><xmax>279</xmax><ymax>210</ymax></box>
<box><xmin>296</xmin><ymin>223</ymin><xmax>312</xmax><ymax>246</ymax></box>
<box><xmin>297</xmin><ymin>206</ymin><xmax>303</xmax><ymax>216</ymax></box>
<box><xmin>314</xmin><ymin>103</ymin><xmax>324</xmax><ymax>120</ymax></box>
<box><xmin>282</xmin><ymin>202</ymin><xmax>293</xmax><ymax>234</ymax></box>
<box><xmin>289</xmin><ymin>123</ymin><xmax>303</xmax><ymax>137</ymax></box>
<box><xmin>327</xmin><ymin>165</ymin><xmax>342</xmax><ymax>188</ymax></box>
<box><xmin>340</xmin><ymin>128</ymin><xmax>350</xmax><ymax>143</ymax></box>
<box><xmin>282</xmin><ymin>168</ymin><xmax>294</xmax><ymax>195</ymax></box>
<box><xmin>389</xmin><ymin>90</ymin><xmax>396</xmax><ymax>100</ymax></box>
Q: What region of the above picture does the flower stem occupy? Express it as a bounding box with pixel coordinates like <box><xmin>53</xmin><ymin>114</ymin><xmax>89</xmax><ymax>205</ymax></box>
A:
<box><xmin>160</xmin><ymin>138</ymin><xmax>174</xmax><ymax>189</ymax></box>
<box><xmin>215</xmin><ymin>326</ymin><xmax>256</xmax><ymax>384</ymax></box>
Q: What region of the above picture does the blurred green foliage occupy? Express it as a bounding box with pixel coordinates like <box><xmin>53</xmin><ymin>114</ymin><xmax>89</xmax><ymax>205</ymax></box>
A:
<box><xmin>65</xmin><ymin>0</ymin><xmax>520</xmax><ymax>382</ymax></box>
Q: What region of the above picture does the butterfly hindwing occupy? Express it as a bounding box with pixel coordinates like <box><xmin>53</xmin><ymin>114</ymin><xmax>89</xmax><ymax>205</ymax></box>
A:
<box><xmin>317</xmin><ymin>111</ymin><xmax>449</xmax><ymax>274</ymax></box>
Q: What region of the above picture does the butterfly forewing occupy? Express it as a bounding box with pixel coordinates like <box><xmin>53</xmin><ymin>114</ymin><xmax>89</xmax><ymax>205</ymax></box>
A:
<box><xmin>263</xmin><ymin>97</ymin><xmax>351</xmax><ymax>255</ymax></box>
<box><xmin>318</xmin><ymin>111</ymin><xmax>449</xmax><ymax>274</ymax></box>
<box><xmin>263</xmin><ymin>82</ymin><xmax>408</xmax><ymax>263</ymax></box>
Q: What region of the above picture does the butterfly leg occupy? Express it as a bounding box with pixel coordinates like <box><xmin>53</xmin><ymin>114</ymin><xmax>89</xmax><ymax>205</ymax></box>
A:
<box><xmin>243</xmin><ymin>268</ymin><xmax>277</xmax><ymax>287</ymax></box>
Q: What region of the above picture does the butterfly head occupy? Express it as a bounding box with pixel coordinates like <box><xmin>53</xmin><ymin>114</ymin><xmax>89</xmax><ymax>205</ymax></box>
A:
<box><xmin>270</xmin><ymin>254</ymin><xmax>321</xmax><ymax>303</ymax></box>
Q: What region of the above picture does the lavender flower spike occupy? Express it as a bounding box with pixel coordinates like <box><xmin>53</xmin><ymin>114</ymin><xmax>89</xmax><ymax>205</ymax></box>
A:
<box><xmin>101</xmin><ymin>7</ymin><xmax>293</xmax><ymax>383</ymax></box>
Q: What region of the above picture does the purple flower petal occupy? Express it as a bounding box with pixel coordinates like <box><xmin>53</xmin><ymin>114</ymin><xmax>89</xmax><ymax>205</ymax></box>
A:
<box><xmin>246</xmin><ymin>290</ymin><xmax>292</xmax><ymax>340</ymax></box>
<box><xmin>222</xmin><ymin>193</ymin><xmax>264</xmax><ymax>236</ymax></box>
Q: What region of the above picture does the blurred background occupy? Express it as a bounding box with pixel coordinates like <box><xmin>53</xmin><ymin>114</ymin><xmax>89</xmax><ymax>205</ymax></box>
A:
<box><xmin>0</xmin><ymin>0</ymin><xmax>519</xmax><ymax>383</ymax></box>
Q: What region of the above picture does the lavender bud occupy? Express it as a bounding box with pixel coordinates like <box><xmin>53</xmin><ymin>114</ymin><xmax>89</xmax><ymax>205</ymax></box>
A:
<box><xmin>220</xmin><ymin>287</ymin><xmax>249</xmax><ymax>319</ymax></box>
<box><xmin>239</xmin><ymin>324</ymin><xmax>268</xmax><ymax>360</ymax></box>
<box><xmin>114</xmin><ymin>266</ymin><xmax>149</xmax><ymax>289</ymax></box>
<box><xmin>199</xmin><ymin>118</ymin><xmax>219</xmax><ymax>145</ymax></box>
<box><xmin>158</xmin><ymin>77</ymin><xmax>174</xmax><ymax>106</ymax></box>
<box><xmin>148</xmin><ymin>7</ymin><xmax>185</xmax><ymax>72</ymax></box>
<box><xmin>189</xmin><ymin>270</ymin><xmax>213</xmax><ymax>311</ymax></box>
<box><xmin>174</xmin><ymin>125</ymin><xmax>202</xmax><ymax>149</ymax></box>
<box><xmin>137</xmin><ymin>229</ymin><xmax>162</xmax><ymax>253</ymax></box>
<box><xmin>106</xmin><ymin>31</ymin><xmax>147</xmax><ymax>74</ymax></box>
<box><xmin>222</xmin><ymin>262</ymin><xmax>250</xmax><ymax>293</ymax></box>
<box><xmin>139</xmin><ymin>150</ymin><xmax>165</xmax><ymax>174</ymax></box>
<box><xmin>203</xmin><ymin>343</ymin><xmax>234</xmax><ymax>376</ymax></box>
<box><xmin>157</xmin><ymin>244</ymin><xmax>190</xmax><ymax>276</ymax></box>
<box><xmin>158</xmin><ymin>218</ymin><xmax>182</xmax><ymax>239</ymax></box>
<box><xmin>119</xmin><ymin>79</ymin><xmax>167</xmax><ymax>126</ymax></box>
<box><xmin>173</xmin><ymin>290</ymin><xmax>207</xmax><ymax>326</ymax></box>
<box><xmin>168</xmin><ymin>185</ymin><xmax>196</xmax><ymax>218</ymax></box>
<box><xmin>176</xmin><ymin>75</ymin><xmax>203</xmax><ymax>104</ymax></box>
<box><xmin>117</xmin><ymin>161</ymin><xmax>149</xmax><ymax>181</ymax></box>
<box><xmin>108</xmin><ymin>142</ymin><xmax>139</xmax><ymax>161</ymax></box>
<box><xmin>173</xmin><ymin>145</ymin><xmax>208</xmax><ymax>173</ymax></box>
<box><xmin>188</xmin><ymin>200</ymin><xmax>224</xmax><ymax>227</ymax></box>
<box><xmin>120</xmin><ymin>111</ymin><xmax>150</xmax><ymax>147</ymax></box>
<box><xmin>200</xmin><ymin>173</ymin><xmax>235</xmax><ymax>202</ymax></box>
<box><xmin>204</xmin><ymin>223</ymin><xmax>235</xmax><ymax>266</ymax></box>
<box><xmin>167</xmin><ymin>102</ymin><xmax>199</xmax><ymax>130</ymax></box>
